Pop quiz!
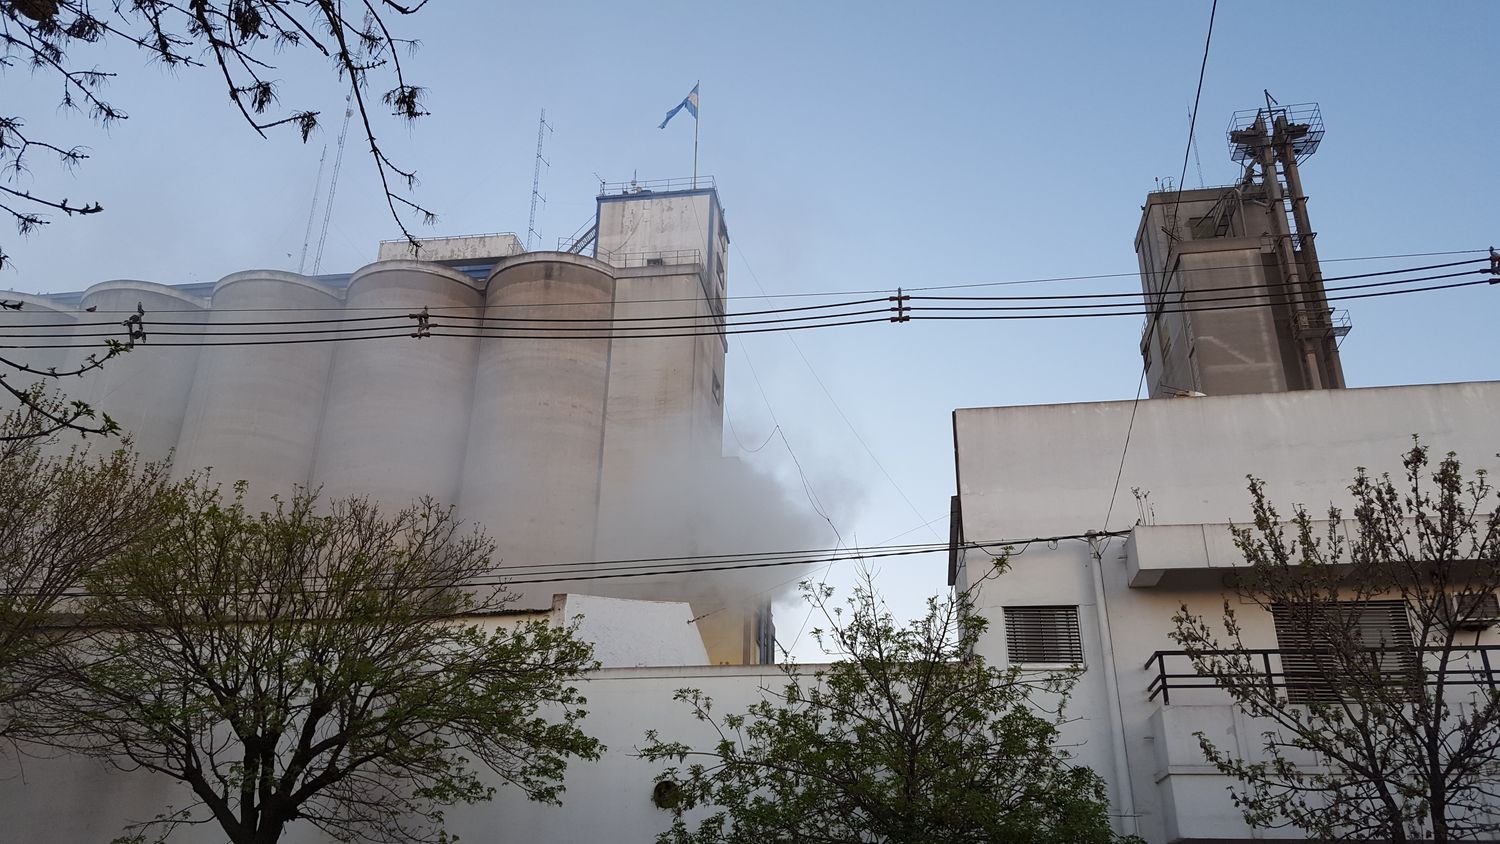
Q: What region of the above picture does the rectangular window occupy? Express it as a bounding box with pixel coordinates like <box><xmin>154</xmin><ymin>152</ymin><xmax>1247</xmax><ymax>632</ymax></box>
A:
<box><xmin>1273</xmin><ymin>600</ymin><xmax>1415</xmax><ymax>703</ymax></box>
<box><xmin>1004</xmin><ymin>606</ymin><xmax>1083</xmax><ymax>664</ymax></box>
<box><xmin>1450</xmin><ymin>591</ymin><xmax>1500</xmax><ymax>627</ymax></box>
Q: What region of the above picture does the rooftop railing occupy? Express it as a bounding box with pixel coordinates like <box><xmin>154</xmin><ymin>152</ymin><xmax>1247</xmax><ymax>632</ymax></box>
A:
<box><xmin>598</xmin><ymin>176</ymin><xmax>715</xmax><ymax>196</ymax></box>
<box><xmin>378</xmin><ymin>232</ymin><xmax>521</xmax><ymax>247</ymax></box>
<box><xmin>597</xmin><ymin>249</ymin><xmax>704</xmax><ymax>270</ymax></box>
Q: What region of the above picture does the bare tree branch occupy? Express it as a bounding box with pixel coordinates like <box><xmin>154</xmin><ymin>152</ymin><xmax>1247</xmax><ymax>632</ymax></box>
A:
<box><xmin>0</xmin><ymin>0</ymin><xmax>435</xmax><ymax>270</ymax></box>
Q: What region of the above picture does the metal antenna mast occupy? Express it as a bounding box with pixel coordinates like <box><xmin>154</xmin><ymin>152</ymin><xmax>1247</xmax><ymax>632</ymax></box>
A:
<box><xmin>297</xmin><ymin>144</ymin><xmax>328</xmax><ymax>274</ymax></box>
<box><xmin>312</xmin><ymin>94</ymin><xmax>354</xmax><ymax>275</ymax></box>
<box><xmin>1189</xmin><ymin>109</ymin><xmax>1205</xmax><ymax>188</ymax></box>
<box><xmin>526</xmin><ymin>109</ymin><xmax>553</xmax><ymax>251</ymax></box>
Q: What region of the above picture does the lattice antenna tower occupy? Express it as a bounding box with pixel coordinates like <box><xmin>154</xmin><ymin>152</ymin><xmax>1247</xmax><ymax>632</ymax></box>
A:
<box><xmin>311</xmin><ymin>94</ymin><xmax>354</xmax><ymax>275</ymax></box>
<box><xmin>297</xmin><ymin>144</ymin><xmax>328</xmax><ymax>274</ymax></box>
<box><xmin>1189</xmin><ymin>109</ymin><xmax>1205</xmax><ymax>188</ymax></box>
<box><xmin>527</xmin><ymin>109</ymin><xmax>553</xmax><ymax>251</ymax></box>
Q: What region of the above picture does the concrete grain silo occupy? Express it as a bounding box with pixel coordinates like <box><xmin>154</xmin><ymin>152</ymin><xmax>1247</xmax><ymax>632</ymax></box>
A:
<box><xmin>310</xmin><ymin>261</ymin><xmax>483</xmax><ymax>507</ymax></box>
<box><xmin>460</xmin><ymin>254</ymin><xmax>615</xmax><ymax>573</ymax></box>
<box><xmin>73</xmin><ymin>281</ymin><xmax>208</xmax><ymax>462</ymax></box>
<box><xmin>0</xmin><ymin>290</ymin><xmax>79</xmax><ymax>391</ymax></box>
<box><xmin>173</xmin><ymin>271</ymin><xmax>341</xmax><ymax>502</ymax></box>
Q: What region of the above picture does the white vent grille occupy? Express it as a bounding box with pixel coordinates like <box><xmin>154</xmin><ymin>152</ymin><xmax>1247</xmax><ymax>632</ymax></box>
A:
<box><xmin>1004</xmin><ymin>606</ymin><xmax>1083</xmax><ymax>664</ymax></box>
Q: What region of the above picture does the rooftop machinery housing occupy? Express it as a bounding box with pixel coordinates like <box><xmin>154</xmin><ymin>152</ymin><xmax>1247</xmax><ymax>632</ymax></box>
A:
<box><xmin>1136</xmin><ymin>102</ymin><xmax>1347</xmax><ymax>398</ymax></box>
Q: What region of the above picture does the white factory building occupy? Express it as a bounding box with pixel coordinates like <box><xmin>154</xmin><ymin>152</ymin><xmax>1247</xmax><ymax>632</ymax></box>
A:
<box><xmin>5</xmin><ymin>178</ymin><xmax>776</xmax><ymax>665</ymax></box>
<box><xmin>3</xmin><ymin>151</ymin><xmax>1498</xmax><ymax>842</ymax></box>
<box><xmin>950</xmin><ymin>380</ymin><xmax>1500</xmax><ymax>842</ymax></box>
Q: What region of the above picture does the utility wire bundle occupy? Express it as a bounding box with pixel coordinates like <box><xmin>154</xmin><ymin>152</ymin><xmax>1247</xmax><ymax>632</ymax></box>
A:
<box><xmin>1</xmin><ymin>253</ymin><xmax>1494</xmax><ymax>350</ymax></box>
<box><xmin>4</xmin><ymin>533</ymin><xmax>1121</xmax><ymax>600</ymax></box>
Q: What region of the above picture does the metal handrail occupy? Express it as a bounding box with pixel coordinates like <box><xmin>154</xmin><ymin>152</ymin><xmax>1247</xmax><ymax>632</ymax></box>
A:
<box><xmin>597</xmin><ymin>249</ymin><xmax>704</xmax><ymax>269</ymax></box>
<box><xmin>1145</xmin><ymin>646</ymin><xmax>1500</xmax><ymax>706</ymax></box>
<box><xmin>598</xmin><ymin>176</ymin><xmax>716</xmax><ymax>195</ymax></box>
<box><xmin>378</xmin><ymin>232</ymin><xmax>520</xmax><ymax>246</ymax></box>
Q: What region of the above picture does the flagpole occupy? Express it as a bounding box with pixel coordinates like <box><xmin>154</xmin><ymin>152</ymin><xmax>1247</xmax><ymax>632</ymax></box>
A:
<box><xmin>692</xmin><ymin>83</ymin><xmax>699</xmax><ymax>189</ymax></box>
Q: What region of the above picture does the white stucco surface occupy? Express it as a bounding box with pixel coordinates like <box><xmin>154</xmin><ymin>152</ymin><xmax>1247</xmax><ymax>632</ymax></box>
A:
<box><xmin>953</xmin><ymin>380</ymin><xmax>1500</xmax><ymax>843</ymax></box>
<box><xmin>0</xmin><ymin>665</ymin><xmax>797</xmax><ymax>844</ymax></box>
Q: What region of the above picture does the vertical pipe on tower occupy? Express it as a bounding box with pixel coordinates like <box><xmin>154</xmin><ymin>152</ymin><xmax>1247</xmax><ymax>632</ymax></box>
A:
<box><xmin>1253</xmin><ymin>115</ymin><xmax>1322</xmax><ymax>390</ymax></box>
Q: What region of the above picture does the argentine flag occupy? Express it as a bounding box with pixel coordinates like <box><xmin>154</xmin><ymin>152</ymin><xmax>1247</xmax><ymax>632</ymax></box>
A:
<box><xmin>658</xmin><ymin>83</ymin><xmax>699</xmax><ymax>129</ymax></box>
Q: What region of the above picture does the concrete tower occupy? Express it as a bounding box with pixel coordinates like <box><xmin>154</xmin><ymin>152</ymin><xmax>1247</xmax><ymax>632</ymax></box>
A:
<box><xmin>593</xmin><ymin>177</ymin><xmax>729</xmax><ymax>467</ymax></box>
<box><xmin>1136</xmin><ymin>101</ymin><xmax>1347</xmax><ymax>398</ymax></box>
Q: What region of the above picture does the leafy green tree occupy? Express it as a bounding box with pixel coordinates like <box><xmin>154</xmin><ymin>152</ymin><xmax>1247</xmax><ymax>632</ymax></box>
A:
<box><xmin>21</xmin><ymin>484</ymin><xmax>602</xmax><ymax>844</ymax></box>
<box><xmin>0</xmin><ymin>422</ymin><xmax>170</xmax><ymax>731</ymax></box>
<box><xmin>640</xmin><ymin>572</ymin><xmax>1124</xmax><ymax>844</ymax></box>
<box><xmin>1171</xmin><ymin>441</ymin><xmax>1500</xmax><ymax>841</ymax></box>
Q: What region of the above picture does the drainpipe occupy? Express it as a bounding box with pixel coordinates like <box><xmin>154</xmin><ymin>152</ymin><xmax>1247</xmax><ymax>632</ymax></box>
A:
<box><xmin>1087</xmin><ymin>531</ymin><xmax>1139</xmax><ymax>837</ymax></box>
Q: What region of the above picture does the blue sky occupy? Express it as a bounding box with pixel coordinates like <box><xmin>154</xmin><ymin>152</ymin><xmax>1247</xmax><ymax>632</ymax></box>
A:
<box><xmin>4</xmin><ymin>1</ymin><xmax>1497</xmax><ymax>654</ymax></box>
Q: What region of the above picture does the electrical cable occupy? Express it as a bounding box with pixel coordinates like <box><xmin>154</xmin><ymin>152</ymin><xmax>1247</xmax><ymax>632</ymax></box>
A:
<box><xmin>1104</xmin><ymin>0</ymin><xmax>1217</xmax><ymax>545</ymax></box>
<box><xmin>3</xmin><ymin>271</ymin><xmax>1487</xmax><ymax>350</ymax></box>
<box><xmin>11</xmin><ymin>534</ymin><xmax>1127</xmax><ymax>600</ymax></box>
<box><xmin>916</xmin><ymin>276</ymin><xmax>1492</xmax><ymax>321</ymax></box>
<box><xmin>913</xmin><ymin>258</ymin><xmax>1484</xmax><ymax>302</ymax></box>
<box><xmin>8</xmin><ymin>259</ymin><xmax>1483</xmax><ymax>336</ymax></box>
<box><xmin>5</xmin><ymin>249</ymin><xmax>1486</xmax><ymax>317</ymax></box>
<box><xmin>914</xmin><ymin>268</ymin><xmax>1484</xmax><ymax>312</ymax></box>
<box><xmin>735</xmin><ymin>242</ymin><xmax>947</xmax><ymax>547</ymax></box>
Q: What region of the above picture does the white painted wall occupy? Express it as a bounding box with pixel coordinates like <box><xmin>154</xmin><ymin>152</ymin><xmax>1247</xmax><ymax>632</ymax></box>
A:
<box><xmin>557</xmin><ymin>593</ymin><xmax>710</xmax><ymax>667</ymax></box>
<box><xmin>0</xmin><ymin>665</ymin><xmax>794</xmax><ymax>844</ymax></box>
<box><xmin>954</xmin><ymin>380</ymin><xmax>1500</xmax><ymax>843</ymax></box>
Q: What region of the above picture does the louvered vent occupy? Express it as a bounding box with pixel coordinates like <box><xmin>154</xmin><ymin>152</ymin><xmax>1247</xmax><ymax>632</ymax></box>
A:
<box><xmin>1272</xmin><ymin>601</ymin><xmax>1415</xmax><ymax>704</ymax></box>
<box><xmin>1004</xmin><ymin>606</ymin><xmax>1083</xmax><ymax>664</ymax></box>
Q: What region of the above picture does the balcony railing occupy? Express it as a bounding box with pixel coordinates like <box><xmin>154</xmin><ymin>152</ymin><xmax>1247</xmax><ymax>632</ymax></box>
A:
<box><xmin>1145</xmin><ymin>646</ymin><xmax>1500</xmax><ymax>706</ymax></box>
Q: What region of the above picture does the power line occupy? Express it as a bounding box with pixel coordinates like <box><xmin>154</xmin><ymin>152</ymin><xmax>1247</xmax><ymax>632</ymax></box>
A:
<box><xmin>918</xmin><ymin>276</ymin><xmax>1492</xmax><ymax>321</ymax></box>
<box><xmin>1</xmin><ymin>261</ymin><xmax>1493</xmax><ymax>351</ymax></box>
<box><xmin>913</xmin><ymin>258</ymin><xmax>1482</xmax><ymax>302</ymax></box>
<box><xmin>0</xmin><ymin>272</ymin><xmax>1490</xmax><ymax>350</ymax></box>
<box><xmin>1106</xmin><ymin>0</ymin><xmax>1218</xmax><ymax>539</ymax></box>
<box><xmin>6</xmin><ymin>249</ymin><xmax>1486</xmax><ymax>316</ymax></box>
<box><xmin>735</xmin><ymin>243</ymin><xmax>946</xmax><ymax>547</ymax></box>
<box><xmin>8</xmin><ymin>259</ymin><xmax>1483</xmax><ymax>336</ymax></box>
<box><xmin>722</xmin><ymin>408</ymin><xmax>778</xmax><ymax>455</ymax></box>
<box><xmin>16</xmin><ymin>534</ymin><xmax>1125</xmax><ymax>600</ymax></box>
<box><xmin>692</xmin><ymin>511</ymin><xmax>954</xmax><ymax>627</ymax></box>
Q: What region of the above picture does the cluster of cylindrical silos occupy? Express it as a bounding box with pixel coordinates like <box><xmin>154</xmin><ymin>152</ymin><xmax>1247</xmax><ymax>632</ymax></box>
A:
<box><xmin>14</xmin><ymin>253</ymin><xmax>635</xmax><ymax>574</ymax></box>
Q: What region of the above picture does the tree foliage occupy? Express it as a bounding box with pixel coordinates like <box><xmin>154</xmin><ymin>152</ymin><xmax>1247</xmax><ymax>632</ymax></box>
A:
<box><xmin>0</xmin><ymin>343</ymin><xmax>127</xmax><ymax>447</ymax></box>
<box><xmin>0</xmin><ymin>0</ymin><xmax>436</xmax><ymax>269</ymax></box>
<box><xmin>18</xmin><ymin>485</ymin><xmax>602</xmax><ymax>844</ymax></box>
<box><xmin>1171</xmin><ymin>441</ymin><xmax>1500</xmax><ymax>841</ymax></box>
<box><xmin>640</xmin><ymin>574</ymin><xmax>1124</xmax><ymax>844</ymax></box>
<box><xmin>0</xmin><ymin>425</ymin><xmax>170</xmax><ymax>729</ymax></box>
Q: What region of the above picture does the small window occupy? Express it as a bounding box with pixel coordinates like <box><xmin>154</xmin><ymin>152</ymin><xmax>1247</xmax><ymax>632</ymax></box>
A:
<box><xmin>1004</xmin><ymin>606</ymin><xmax>1083</xmax><ymax>664</ymax></box>
<box><xmin>711</xmin><ymin>374</ymin><xmax>722</xmax><ymax>405</ymax></box>
<box><xmin>646</xmin><ymin>257</ymin><xmax>665</xmax><ymax>267</ymax></box>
